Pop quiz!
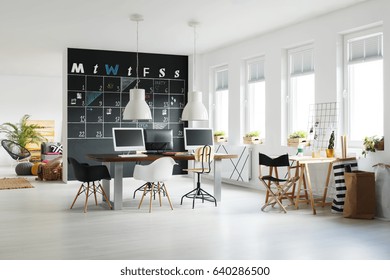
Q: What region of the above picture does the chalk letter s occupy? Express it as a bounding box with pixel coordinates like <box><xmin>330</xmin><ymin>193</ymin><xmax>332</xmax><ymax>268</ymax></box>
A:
<box><xmin>159</xmin><ymin>68</ymin><xmax>166</xmax><ymax>78</ymax></box>
<box><xmin>174</xmin><ymin>70</ymin><xmax>180</xmax><ymax>78</ymax></box>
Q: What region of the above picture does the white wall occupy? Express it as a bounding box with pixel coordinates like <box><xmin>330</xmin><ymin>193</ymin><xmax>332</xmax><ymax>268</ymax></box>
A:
<box><xmin>199</xmin><ymin>0</ymin><xmax>390</xmax><ymax>187</ymax></box>
<box><xmin>0</xmin><ymin>75</ymin><xmax>62</xmax><ymax>166</ymax></box>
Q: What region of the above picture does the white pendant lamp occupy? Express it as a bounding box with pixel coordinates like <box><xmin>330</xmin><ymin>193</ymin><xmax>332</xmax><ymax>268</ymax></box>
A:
<box><xmin>123</xmin><ymin>14</ymin><xmax>152</xmax><ymax>120</ymax></box>
<box><xmin>181</xmin><ymin>21</ymin><xmax>208</xmax><ymax>121</ymax></box>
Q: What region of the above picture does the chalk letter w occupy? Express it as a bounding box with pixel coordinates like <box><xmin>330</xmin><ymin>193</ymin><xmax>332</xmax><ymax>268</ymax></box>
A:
<box><xmin>105</xmin><ymin>64</ymin><xmax>119</xmax><ymax>75</ymax></box>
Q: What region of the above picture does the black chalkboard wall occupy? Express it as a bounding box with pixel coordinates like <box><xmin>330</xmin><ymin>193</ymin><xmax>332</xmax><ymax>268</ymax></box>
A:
<box><xmin>67</xmin><ymin>48</ymin><xmax>188</xmax><ymax>179</ymax></box>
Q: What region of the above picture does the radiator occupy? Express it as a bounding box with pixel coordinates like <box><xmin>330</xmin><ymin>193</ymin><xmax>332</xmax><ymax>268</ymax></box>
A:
<box><xmin>214</xmin><ymin>145</ymin><xmax>252</xmax><ymax>182</ymax></box>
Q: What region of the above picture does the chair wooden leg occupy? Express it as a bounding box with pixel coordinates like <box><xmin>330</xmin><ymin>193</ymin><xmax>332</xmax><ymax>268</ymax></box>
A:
<box><xmin>149</xmin><ymin>182</ymin><xmax>155</xmax><ymax>213</ymax></box>
<box><xmin>157</xmin><ymin>182</ymin><xmax>162</xmax><ymax>207</ymax></box>
<box><xmin>99</xmin><ymin>182</ymin><xmax>112</xmax><ymax>209</ymax></box>
<box><xmin>162</xmin><ymin>183</ymin><xmax>173</xmax><ymax>210</ymax></box>
<box><xmin>70</xmin><ymin>184</ymin><xmax>84</xmax><ymax>209</ymax></box>
<box><xmin>138</xmin><ymin>183</ymin><xmax>149</xmax><ymax>209</ymax></box>
<box><xmin>84</xmin><ymin>182</ymin><xmax>90</xmax><ymax>213</ymax></box>
<box><xmin>93</xmin><ymin>182</ymin><xmax>98</xmax><ymax>206</ymax></box>
<box><xmin>261</xmin><ymin>180</ymin><xmax>288</xmax><ymax>213</ymax></box>
<box><xmin>263</xmin><ymin>190</ymin><xmax>287</xmax><ymax>213</ymax></box>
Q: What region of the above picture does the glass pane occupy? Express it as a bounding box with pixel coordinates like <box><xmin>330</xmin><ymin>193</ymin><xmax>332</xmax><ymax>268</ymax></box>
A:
<box><xmin>349</xmin><ymin>59</ymin><xmax>383</xmax><ymax>141</ymax></box>
<box><xmin>248</xmin><ymin>81</ymin><xmax>265</xmax><ymax>137</ymax></box>
<box><xmin>290</xmin><ymin>74</ymin><xmax>315</xmax><ymax>133</ymax></box>
<box><xmin>215</xmin><ymin>90</ymin><xmax>229</xmax><ymax>134</ymax></box>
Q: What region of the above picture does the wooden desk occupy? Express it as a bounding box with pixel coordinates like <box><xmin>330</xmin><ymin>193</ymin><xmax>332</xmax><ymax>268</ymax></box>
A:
<box><xmin>289</xmin><ymin>156</ymin><xmax>358</xmax><ymax>215</ymax></box>
<box><xmin>289</xmin><ymin>156</ymin><xmax>335</xmax><ymax>215</ymax></box>
<box><xmin>87</xmin><ymin>153</ymin><xmax>237</xmax><ymax>210</ymax></box>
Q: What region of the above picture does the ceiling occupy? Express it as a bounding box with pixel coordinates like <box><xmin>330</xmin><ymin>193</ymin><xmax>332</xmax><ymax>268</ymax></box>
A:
<box><xmin>0</xmin><ymin>0</ymin><xmax>370</xmax><ymax>77</ymax></box>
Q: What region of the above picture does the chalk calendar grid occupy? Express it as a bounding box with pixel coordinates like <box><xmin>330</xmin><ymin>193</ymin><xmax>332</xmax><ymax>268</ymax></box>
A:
<box><xmin>67</xmin><ymin>75</ymin><xmax>186</xmax><ymax>141</ymax></box>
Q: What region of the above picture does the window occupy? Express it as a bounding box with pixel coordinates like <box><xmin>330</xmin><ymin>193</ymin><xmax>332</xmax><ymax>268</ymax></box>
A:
<box><xmin>246</xmin><ymin>58</ymin><xmax>265</xmax><ymax>137</ymax></box>
<box><xmin>344</xmin><ymin>29</ymin><xmax>383</xmax><ymax>145</ymax></box>
<box><xmin>287</xmin><ymin>45</ymin><xmax>315</xmax><ymax>135</ymax></box>
<box><xmin>214</xmin><ymin>68</ymin><xmax>229</xmax><ymax>134</ymax></box>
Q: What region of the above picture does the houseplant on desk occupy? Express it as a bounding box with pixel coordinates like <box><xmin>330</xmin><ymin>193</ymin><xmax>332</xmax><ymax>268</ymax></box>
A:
<box><xmin>287</xmin><ymin>130</ymin><xmax>307</xmax><ymax>147</ymax></box>
<box><xmin>326</xmin><ymin>131</ymin><xmax>335</xmax><ymax>158</ymax></box>
<box><xmin>214</xmin><ymin>130</ymin><xmax>227</xmax><ymax>143</ymax></box>
<box><xmin>243</xmin><ymin>131</ymin><xmax>261</xmax><ymax>144</ymax></box>
<box><xmin>362</xmin><ymin>136</ymin><xmax>384</xmax><ymax>157</ymax></box>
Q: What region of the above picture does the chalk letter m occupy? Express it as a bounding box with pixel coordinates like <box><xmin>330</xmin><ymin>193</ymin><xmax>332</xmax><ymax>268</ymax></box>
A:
<box><xmin>71</xmin><ymin>63</ymin><xmax>85</xmax><ymax>73</ymax></box>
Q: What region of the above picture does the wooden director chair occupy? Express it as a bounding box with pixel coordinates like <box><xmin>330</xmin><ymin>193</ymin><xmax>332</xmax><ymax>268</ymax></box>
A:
<box><xmin>258</xmin><ymin>153</ymin><xmax>299</xmax><ymax>213</ymax></box>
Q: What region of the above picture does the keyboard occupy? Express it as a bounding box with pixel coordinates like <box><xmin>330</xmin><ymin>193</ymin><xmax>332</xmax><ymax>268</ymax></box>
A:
<box><xmin>118</xmin><ymin>154</ymin><xmax>148</xmax><ymax>158</ymax></box>
<box><xmin>143</xmin><ymin>151</ymin><xmax>164</xmax><ymax>155</ymax></box>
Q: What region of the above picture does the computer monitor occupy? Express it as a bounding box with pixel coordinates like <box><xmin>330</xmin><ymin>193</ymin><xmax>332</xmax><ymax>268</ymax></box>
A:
<box><xmin>184</xmin><ymin>128</ymin><xmax>214</xmax><ymax>151</ymax></box>
<box><xmin>144</xmin><ymin>129</ymin><xmax>174</xmax><ymax>152</ymax></box>
<box><xmin>112</xmin><ymin>127</ymin><xmax>145</xmax><ymax>152</ymax></box>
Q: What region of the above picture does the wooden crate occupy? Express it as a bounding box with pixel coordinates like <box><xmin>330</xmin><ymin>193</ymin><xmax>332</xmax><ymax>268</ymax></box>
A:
<box><xmin>243</xmin><ymin>136</ymin><xmax>262</xmax><ymax>144</ymax></box>
<box><xmin>214</xmin><ymin>136</ymin><xmax>227</xmax><ymax>143</ymax></box>
<box><xmin>287</xmin><ymin>138</ymin><xmax>307</xmax><ymax>147</ymax></box>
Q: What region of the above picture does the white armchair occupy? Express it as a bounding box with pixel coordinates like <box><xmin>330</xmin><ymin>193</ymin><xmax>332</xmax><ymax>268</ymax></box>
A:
<box><xmin>133</xmin><ymin>157</ymin><xmax>177</xmax><ymax>212</ymax></box>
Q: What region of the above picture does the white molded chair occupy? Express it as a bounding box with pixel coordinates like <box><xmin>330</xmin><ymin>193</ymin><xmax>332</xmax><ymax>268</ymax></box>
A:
<box><xmin>133</xmin><ymin>157</ymin><xmax>177</xmax><ymax>212</ymax></box>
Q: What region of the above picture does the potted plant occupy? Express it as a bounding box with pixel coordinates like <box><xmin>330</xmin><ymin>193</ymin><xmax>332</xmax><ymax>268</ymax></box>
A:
<box><xmin>214</xmin><ymin>130</ymin><xmax>227</xmax><ymax>143</ymax></box>
<box><xmin>0</xmin><ymin>114</ymin><xmax>47</xmax><ymax>149</ymax></box>
<box><xmin>375</xmin><ymin>136</ymin><xmax>384</xmax><ymax>151</ymax></box>
<box><xmin>362</xmin><ymin>136</ymin><xmax>384</xmax><ymax>157</ymax></box>
<box><xmin>326</xmin><ymin>131</ymin><xmax>335</xmax><ymax>158</ymax></box>
<box><xmin>243</xmin><ymin>131</ymin><xmax>261</xmax><ymax>144</ymax></box>
<box><xmin>287</xmin><ymin>130</ymin><xmax>307</xmax><ymax>147</ymax></box>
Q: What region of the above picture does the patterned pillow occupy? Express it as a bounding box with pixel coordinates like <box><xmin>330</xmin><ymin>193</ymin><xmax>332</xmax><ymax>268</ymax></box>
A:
<box><xmin>50</xmin><ymin>143</ymin><xmax>63</xmax><ymax>154</ymax></box>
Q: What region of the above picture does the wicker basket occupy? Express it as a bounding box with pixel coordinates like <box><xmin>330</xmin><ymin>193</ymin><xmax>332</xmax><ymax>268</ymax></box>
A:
<box><xmin>37</xmin><ymin>156</ymin><xmax>63</xmax><ymax>181</ymax></box>
<box><xmin>42</xmin><ymin>165</ymin><xmax>62</xmax><ymax>181</ymax></box>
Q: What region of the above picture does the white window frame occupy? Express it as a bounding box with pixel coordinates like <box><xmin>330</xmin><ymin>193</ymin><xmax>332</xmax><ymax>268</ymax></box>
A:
<box><xmin>245</xmin><ymin>56</ymin><xmax>266</xmax><ymax>139</ymax></box>
<box><xmin>343</xmin><ymin>27</ymin><xmax>383</xmax><ymax>147</ymax></box>
<box><xmin>286</xmin><ymin>44</ymin><xmax>315</xmax><ymax>136</ymax></box>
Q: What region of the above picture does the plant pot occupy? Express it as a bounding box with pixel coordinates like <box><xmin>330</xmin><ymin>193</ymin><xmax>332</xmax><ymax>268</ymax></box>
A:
<box><xmin>375</xmin><ymin>139</ymin><xmax>384</xmax><ymax>151</ymax></box>
<box><xmin>326</xmin><ymin>149</ymin><xmax>334</xmax><ymax>158</ymax></box>
<box><xmin>214</xmin><ymin>136</ymin><xmax>227</xmax><ymax>143</ymax></box>
<box><xmin>243</xmin><ymin>136</ymin><xmax>261</xmax><ymax>144</ymax></box>
<box><xmin>287</xmin><ymin>138</ymin><xmax>306</xmax><ymax>147</ymax></box>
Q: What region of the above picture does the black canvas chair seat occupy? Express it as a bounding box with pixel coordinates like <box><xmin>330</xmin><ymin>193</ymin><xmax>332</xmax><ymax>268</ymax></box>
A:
<box><xmin>261</xmin><ymin>175</ymin><xmax>287</xmax><ymax>183</ymax></box>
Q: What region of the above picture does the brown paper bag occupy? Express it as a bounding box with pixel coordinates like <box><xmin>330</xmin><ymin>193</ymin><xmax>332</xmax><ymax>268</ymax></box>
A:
<box><xmin>343</xmin><ymin>171</ymin><xmax>376</xmax><ymax>219</ymax></box>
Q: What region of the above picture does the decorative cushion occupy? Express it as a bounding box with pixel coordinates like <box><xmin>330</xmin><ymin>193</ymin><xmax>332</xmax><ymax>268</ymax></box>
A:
<box><xmin>41</xmin><ymin>142</ymin><xmax>62</xmax><ymax>154</ymax></box>
<box><xmin>15</xmin><ymin>162</ymin><xmax>33</xmax><ymax>176</ymax></box>
<box><xmin>50</xmin><ymin>144</ymin><xmax>63</xmax><ymax>154</ymax></box>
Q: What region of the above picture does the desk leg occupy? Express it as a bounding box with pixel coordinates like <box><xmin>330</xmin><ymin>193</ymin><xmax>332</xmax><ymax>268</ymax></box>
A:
<box><xmin>102</xmin><ymin>162</ymin><xmax>111</xmax><ymax>202</ymax></box>
<box><xmin>213</xmin><ymin>159</ymin><xmax>222</xmax><ymax>202</ymax></box>
<box><xmin>304</xmin><ymin>163</ymin><xmax>316</xmax><ymax>215</ymax></box>
<box><xmin>322</xmin><ymin>162</ymin><xmax>333</xmax><ymax>207</ymax></box>
<box><xmin>294</xmin><ymin>164</ymin><xmax>305</xmax><ymax>209</ymax></box>
<box><xmin>113</xmin><ymin>162</ymin><xmax>124</xmax><ymax>210</ymax></box>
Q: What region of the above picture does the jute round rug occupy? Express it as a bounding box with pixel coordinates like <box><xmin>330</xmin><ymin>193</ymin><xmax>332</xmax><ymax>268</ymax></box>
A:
<box><xmin>0</xmin><ymin>178</ymin><xmax>33</xmax><ymax>190</ymax></box>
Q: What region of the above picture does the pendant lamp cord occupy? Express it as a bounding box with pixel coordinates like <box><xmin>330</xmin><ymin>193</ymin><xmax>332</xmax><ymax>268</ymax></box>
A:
<box><xmin>135</xmin><ymin>20</ymin><xmax>140</xmax><ymax>89</ymax></box>
<box><xmin>193</xmin><ymin>24</ymin><xmax>196</xmax><ymax>92</ymax></box>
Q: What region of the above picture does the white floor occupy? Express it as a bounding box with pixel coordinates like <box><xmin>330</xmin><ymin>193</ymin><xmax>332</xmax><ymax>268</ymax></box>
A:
<box><xmin>0</xmin><ymin>166</ymin><xmax>389</xmax><ymax>260</ymax></box>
